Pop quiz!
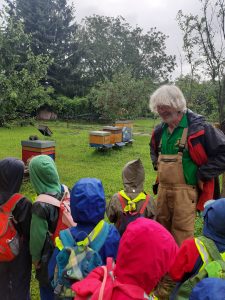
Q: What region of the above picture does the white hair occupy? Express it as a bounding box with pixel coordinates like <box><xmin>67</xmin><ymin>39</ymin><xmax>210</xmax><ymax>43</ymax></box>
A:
<box><xmin>149</xmin><ymin>85</ymin><xmax>187</xmax><ymax>114</ymax></box>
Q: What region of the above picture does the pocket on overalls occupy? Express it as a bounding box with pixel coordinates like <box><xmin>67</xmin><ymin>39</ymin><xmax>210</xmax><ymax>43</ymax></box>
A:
<box><xmin>187</xmin><ymin>186</ymin><xmax>198</xmax><ymax>211</ymax></box>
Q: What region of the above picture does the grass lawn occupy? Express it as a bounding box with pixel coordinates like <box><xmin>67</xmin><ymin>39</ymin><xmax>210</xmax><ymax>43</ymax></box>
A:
<box><xmin>0</xmin><ymin>118</ymin><xmax>203</xmax><ymax>299</ymax></box>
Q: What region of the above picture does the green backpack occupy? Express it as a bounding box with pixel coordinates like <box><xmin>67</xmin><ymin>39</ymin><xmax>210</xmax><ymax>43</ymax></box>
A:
<box><xmin>175</xmin><ymin>236</ymin><xmax>225</xmax><ymax>300</ymax></box>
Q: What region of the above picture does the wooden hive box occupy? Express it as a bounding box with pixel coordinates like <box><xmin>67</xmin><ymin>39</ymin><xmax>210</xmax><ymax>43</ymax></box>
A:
<box><xmin>89</xmin><ymin>131</ymin><xmax>111</xmax><ymax>148</ymax></box>
<box><xmin>115</xmin><ymin>120</ymin><xmax>133</xmax><ymax>142</ymax></box>
<box><xmin>21</xmin><ymin>140</ymin><xmax>56</xmax><ymax>163</ymax></box>
<box><xmin>102</xmin><ymin>126</ymin><xmax>122</xmax><ymax>144</ymax></box>
<box><xmin>115</xmin><ymin>120</ymin><xmax>133</xmax><ymax>129</ymax></box>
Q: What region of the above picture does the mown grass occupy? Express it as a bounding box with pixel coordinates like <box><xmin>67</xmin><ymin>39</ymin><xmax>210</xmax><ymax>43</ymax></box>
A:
<box><xmin>0</xmin><ymin>118</ymin><xmax>203</xmax><ymax>299</ymax></box>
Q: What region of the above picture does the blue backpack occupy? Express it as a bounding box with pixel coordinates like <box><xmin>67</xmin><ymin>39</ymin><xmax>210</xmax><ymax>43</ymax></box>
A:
<box><xmin>52</xmin><ymin>220</ymin><xmax>110</xmax><ymax>298</ymax></box>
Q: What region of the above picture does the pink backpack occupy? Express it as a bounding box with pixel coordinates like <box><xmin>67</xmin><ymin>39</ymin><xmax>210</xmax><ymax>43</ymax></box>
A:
<box><xmin>73</xmin><ymin>257</ymin><xmax>153</xmax><ymax>300</ymax></box>
<box><xmin>35</xmin><ymin>185</ymin><xmax>76</xmax><ymax>244</ymax></box>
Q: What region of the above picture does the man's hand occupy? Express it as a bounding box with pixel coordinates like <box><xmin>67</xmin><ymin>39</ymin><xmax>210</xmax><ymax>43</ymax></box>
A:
<box><xmin>198</xmin><ymin>179</ymin><xmax>204</xmax><ymax>191</ymax></box>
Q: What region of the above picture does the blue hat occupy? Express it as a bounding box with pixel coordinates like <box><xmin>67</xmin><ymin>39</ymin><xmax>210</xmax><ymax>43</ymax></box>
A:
<box><xmin>190</xmin><ymin>278</ymin><xmax>225</xmax><ymax>300</ymax></box>
<box><xmin>203</xmin><ymin>198</ymin><xmax>225</xmax><ymax>251</ymax></box>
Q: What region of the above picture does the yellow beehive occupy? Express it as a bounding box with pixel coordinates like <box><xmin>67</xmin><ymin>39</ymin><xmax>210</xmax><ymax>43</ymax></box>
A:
<box><xmin>89</xmin><ymin>131</ymin><xmax>111</xmax><ymax>147</ymax></box>
<box><xmin>115</xmin><ymin>120</ymin><xmax>133</xmax><ymax>129</ymax></box>
<box><xmin>103</xmin><ymin>126</ymin><xmax>122</xmax><ymax>144</ymax></box>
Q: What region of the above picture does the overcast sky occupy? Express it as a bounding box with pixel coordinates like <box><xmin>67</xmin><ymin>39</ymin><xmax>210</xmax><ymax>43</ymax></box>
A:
<box><xmin>0</xmin><ymin>0</ymin><xmax>203</xmax><ymax>78</ymax></box>
<box><xmin>73</xmin><ymin>0</ymin><xmax>203</xmax><ymax>78</ymax></box>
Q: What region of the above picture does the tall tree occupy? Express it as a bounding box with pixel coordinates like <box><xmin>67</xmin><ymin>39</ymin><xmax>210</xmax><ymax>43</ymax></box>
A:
<box><xmin>89</xmin><ymin>69</ymin><xmax>156</xmax><ymax>121</ymax></box>
<box><xmin>0</xmin><ymin>12</ymin><xmax>51</xmax><ymax>125</ymax></box>
<box><xmin>76</xmin><ymin>15</ymin><xmax>175</xmax><ymax>87</ymax></box>
<box><xmin>177</xmin><ymin>0</ymin><xmax>225</xmax><ymax>123</ymax></box>
<box><xmin>6</xmin><ymin>0</ymin><xmax>81</xmax><ymax>97</ymax></box>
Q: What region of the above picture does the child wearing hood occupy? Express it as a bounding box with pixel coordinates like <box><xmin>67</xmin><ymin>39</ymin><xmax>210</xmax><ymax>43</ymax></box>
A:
<box><xmin>107</xmin><ymin>158</ymin><xmax>156</xmax><ymax>235</ymax></box>
<box><xmin>29</xmin><ymin>155</ymin><xmax>69</xmax><ymax>300</ymax></box>
<box><xmin>0</xmin><ymin>158</ymin><xmax>32</xmax><ymax>300</ymax></box>
<box><xmin>69</xmin><ymin>177</ymin><xmax>120</xmax><ymax>264</ymax></box>
<box><xmin>72</xmin><ymin>218</ymin><xmax>178</xmax><ymax>300</ymax></box>
<box><xmin>48</xmin><ymin>178</ymin><xmax>120</xmax><ymax>299</ymax></box>
<box><xmin>169</xmin><ymin>198</ymin><xmax>225</xmax><ymax>299</ymax></box>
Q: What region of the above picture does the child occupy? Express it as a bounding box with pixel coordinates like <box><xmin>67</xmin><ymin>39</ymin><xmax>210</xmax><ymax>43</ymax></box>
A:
<box><xmin>49</xmin><ymin>178</ymin><xmax>120</xmax><ymax>299</ymax></box>
<box><xmin>106</xmin><ymin>158</ymin><xmax>156</xmax><ymax>235</ymax></box>
<box><xmin>29</xmin><ymin>154</ymin><xmax>68</xmax><ymax>300</ymax></box>
<box><xmin>169</xmin><ymin>198</ymin><xmax>225</xmax><ymax>299</ymax></box>
<box><xmin>72</xmin><ymin>218</ymin><xmax>178</xmax><ymax>299</ymax></box>
<box><xmin>68</xmin><ymin>177</ymin><xmax>120</xmax><ymax>263</ymax></box>
<box><xmin>0</xmin><ymin>157</ymin><xmax>32</xmax><ymax>300</ymax></box>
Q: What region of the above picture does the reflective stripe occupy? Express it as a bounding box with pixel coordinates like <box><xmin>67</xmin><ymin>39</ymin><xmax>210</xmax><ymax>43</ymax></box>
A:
<box><xmin>55</xmin><ymin>219</ymin><xmax>105</xmax><ymax>249</ymax></box>
<box><xmin>195</xmin><ymin>238</ymin><xmax>210</xmax><ymax>271</ymax></box>
<box><xmin>77</xmin><ymin>219</ymin><xmax>105</xmax><ymax>247</ymax></box>
<box><xmin>55</xmin><ymin>237</ymin><xmax>64</xmax><ymax>250</ymax></box>
<box><xmin>195</xmin><ymin>238</ymin><xmax>225</xmax><ymax>272</ymax></box>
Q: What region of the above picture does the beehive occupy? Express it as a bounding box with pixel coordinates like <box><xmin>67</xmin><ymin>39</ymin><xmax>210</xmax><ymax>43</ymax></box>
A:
<box><xmin>115</xmin><ymin>120</ymin><xmax>133</xmax><ymax>129</ymax></box>
<box><xmin>115</xmin><ymin>120</ymin><xmax>133</xmax><ymax>142</ymax></box>
<box><xmin>21</xmin><ymin>140</ymin><xmax>55</xmax><ymax>163</ymax></box>
<box><xmin>102</xmin><ymin>126</ymin><xmax>122</xmax><ymax>145</ymax></box>
<box><xmin>89</xmin><ymin>131</ymin><xmax>111</xmax><ymax>148</ymax></box>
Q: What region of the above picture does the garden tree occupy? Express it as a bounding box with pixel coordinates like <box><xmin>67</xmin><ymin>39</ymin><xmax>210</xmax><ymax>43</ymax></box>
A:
<box><xmin>76</xmin><ymin>15</ymin><xmax>176</xmax><ymax>87</ymax></box>
<box><xmin>177</xmin><ymin>0</ymin><xmax>225</xmax><ymax>123</ymax></box>
<box><xmin>5</xmin><ymin>0</ymin><xmax>82</xmax><ymax>97</ymax></box>
<box><xmin>0</xmin><ymin>14</ymin><xmax>52</xmax><ymax>126</ymax></box>
<box><xmin>176</xmin><ymin>75</ymin><xmax>218</xmax><ymax>120</ymax></box>
<box><xmin>88</xmin><ymin>69</ymin><xmax>156</xmax><ymax>121</ymax></box>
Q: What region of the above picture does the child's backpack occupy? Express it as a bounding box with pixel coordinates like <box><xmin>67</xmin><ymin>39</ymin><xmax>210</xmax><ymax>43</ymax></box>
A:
<box><xmin>52</xmin><ymin>219</ymin><xmax>110</xmax><ymax>298</ymax></box>
<box><xmin>73</xmin><ymin>257</ymin><xmax>155</xmax><ymax>300</ymax></box>
<box><xmin>0</xmin><ymin>193</ymin><xmax>24</xmax><ymax>262</ymax></box>
<box><xmin>174</xmin><ymin>236</ymin><xmax>225</xmax><ymax>300</ymax></box>
<box><xmin>35</xmin><ymin>185</ymin><xmax>76</xmax><ymax>244</ymax></box>
<box><xmin>117</xmin><ymin>193</ymin><xmax>150</xmax><ymax>236</ymax></box>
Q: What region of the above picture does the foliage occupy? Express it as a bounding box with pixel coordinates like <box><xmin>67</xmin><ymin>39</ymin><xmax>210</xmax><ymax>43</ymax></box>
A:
<box><xmin>177</xmin><ymin>0</ymin><xmax>225</xmax><ymax>122</ymax></box>
<box><xmin>76</xmin><ymin>15</ymin><xmax>176</xmax><ymax>88</ymax></box>
<box><xmin>53</xmin><ymin>95</ymin><xmax>94</xmax><ymax>120</ymax></box>
<box><xmin>176</xmin><ymin>75</ymin><xmax>218</xmax><ymax>120</ymax></box>
<box><xmin>88</xmin><ymin>69</ymin><xmax>157</xmax><ymax>121</ymax></box>
<box><xmin>0</xmin><ymin>15</ymin><xmax>51</xmax><ymax>126</ymax></box>
<box><xmin>6</xmin><ymin>0</ymin><xmax>82</xmax><ymax>97</ymax></box>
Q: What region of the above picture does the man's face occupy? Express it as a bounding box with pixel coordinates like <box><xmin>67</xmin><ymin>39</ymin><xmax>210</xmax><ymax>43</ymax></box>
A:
<box><xmin>157</xmin><ymin>105</ymin><xmax>179</xmax><ymax>124</ymax></box>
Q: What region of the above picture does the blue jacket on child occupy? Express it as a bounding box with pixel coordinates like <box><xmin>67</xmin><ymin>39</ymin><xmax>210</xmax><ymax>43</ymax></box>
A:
<box><xmin>48</xmin><ymin>178</ymin><xmax>120</xmax><ymax>278</ymax></box>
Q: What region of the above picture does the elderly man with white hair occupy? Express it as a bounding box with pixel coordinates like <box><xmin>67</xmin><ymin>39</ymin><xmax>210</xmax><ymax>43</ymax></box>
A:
<box><xmin>149</xmin><ymin>84</ymin><xmax>225</xmax><ymax>245</ymax></box>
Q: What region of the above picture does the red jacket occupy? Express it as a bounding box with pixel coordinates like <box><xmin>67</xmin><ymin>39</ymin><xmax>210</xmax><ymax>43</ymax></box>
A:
<box><xmin>72</xmin><ymin>218</ymin><xmax>178</xmax><ymax>300</ymax></box>
<box><xmin>150</xmin><ymin>110</ymin><xmax>225</xmax><ymax>210</ymax></box>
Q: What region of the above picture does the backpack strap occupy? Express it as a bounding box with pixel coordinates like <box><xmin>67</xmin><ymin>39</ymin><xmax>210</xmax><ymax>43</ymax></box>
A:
<box><xmin>91</xmin><ymin>221</ymin><xmax>110</xmax><ymax>252</ymax></box>
<box><xmin>197</xmin><ymin>236</ymin><xmax>222</xmax><ymax>261</ymax></box>
<box><xmin>178</xmin><ymin>127</ymin><xmax>188</xmax><ymax>153</ymax></box>
<box><xmin>118</xmin><ymin>192</ymin><xmax>126</xmax><ymax>210</ymax></box>
<box><xmin>98</xmin><ymin>257</ymin><xmax>115</xmax><ymax>300</ymax></box>
<box><xmin>59</xmin><ymin>228</ymin><xmax>76</xmax><ymax>248</ymax></box>
<box><xmin>139</xmin><ymin>194</ymin><xmax>150</xmax><ymax>214</ymax></box>
<box><xmin>0</xmin><ymin>193</ymin><xmax>24</xmax><ymax>213</ymax></box>
<box><xmin>35</xmin><ymin>194</ymin><xmax>61</xmax><ymax>207</ymax></box>
<box><xmin>77</xmin><ymin>220</ymin><xmax>110</xmax><ymax>251</ymax></box>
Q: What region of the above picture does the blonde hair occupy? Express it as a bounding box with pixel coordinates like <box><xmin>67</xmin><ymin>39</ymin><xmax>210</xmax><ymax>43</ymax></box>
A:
<box><xmin>149</xmin><ymin>85</ymin><xmax>187</xmax><ymax>114</ymax></box>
